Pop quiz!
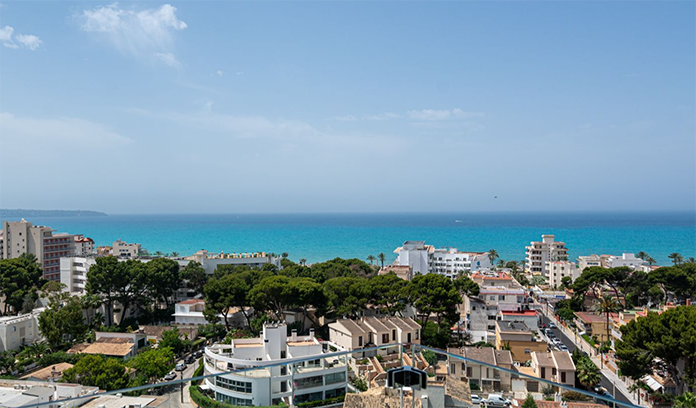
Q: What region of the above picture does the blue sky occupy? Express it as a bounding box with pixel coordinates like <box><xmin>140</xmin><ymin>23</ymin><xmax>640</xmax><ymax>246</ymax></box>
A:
<box><xmin>1</xmin><ymin>1</ymin><xmax>694</xmax><ymax>214</ymax></box>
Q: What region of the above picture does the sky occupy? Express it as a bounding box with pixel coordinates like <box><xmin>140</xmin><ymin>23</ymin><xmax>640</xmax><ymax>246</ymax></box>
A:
<box><xmin>0</xmin><ymin>1</ymin><xmax>694</xmax><ymax>214</ymax></box>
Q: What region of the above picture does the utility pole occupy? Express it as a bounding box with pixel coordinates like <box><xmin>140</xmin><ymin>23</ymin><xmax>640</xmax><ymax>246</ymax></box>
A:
<box><xmin>180</xmin><ymin>371</ymin><xmax>184</xmax><ymax>403</ymax></box>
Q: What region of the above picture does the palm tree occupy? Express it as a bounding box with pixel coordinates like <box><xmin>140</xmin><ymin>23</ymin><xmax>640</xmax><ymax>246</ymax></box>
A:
<box><xmin>675</xmin><ymin>392</ymin><xmax>696</xmax><ymax>408</ymax></box>
<box><xmin>647</xmin><ymin>256</ymin><xmax>656</xmax><ymax>266</ymax></box>
<box><xmin>378</xmin><ymin>253</ymin><xmax>386</xmax><ymax>268</ymax></box>
<box><xmin>636</xmin><ymin>251</ymin><xmax>649</xmax><ymax>261</ymax></box>
<box><xmin>299</xmin><ymin>258</ymin><xmax>307</xmax><ymax>266</ymax></box>
<box><xmin>171</xmin><ymin>252</ymin><xmax>179</xmax><ymax>257</ymax></box>
<box><xmin>366</xmin><ymin>255</ymin><xmax>376</xmax><ymax>265</ymax></box>
<box><xmin>668</xmin><ymin>252</ymin><xmax>683</xmax><ymax>266</ymax></box>
<box><xmin>576</xmin><ymin>359</ymin><xmax>601</xmax><ymax>388</ymax></box>
<box><xmin>488</xmin><ymin>250</ymin><xmax>499</xmax><ymax>265</ymax></box>
<box><xmin>282</xmin><ymin>252</ymin><xmax>289</xmax><ymax>258</ymax></box>
<box><xmin>497</xmin><ymin>259</ymin><xmax>506</xmax><ymax>268</ymax></box>
<box><xmin>592</xmin><ymin>294</ymin><xmax>622</xmax><ymax>368</ymax></box>
<box><xmin>154</xmin><ymin>251</ymin><xmax>164</xmax><ymax>257</ymax></box>
<box><xmin>687</xmin><ymin>257</ymin><xmax>696</xmax><ymax>264</ymax></box>
<box><xmin>27</xmin><ymin>341</ymin><xmax>51</xmax><ymax>360</ymax></box>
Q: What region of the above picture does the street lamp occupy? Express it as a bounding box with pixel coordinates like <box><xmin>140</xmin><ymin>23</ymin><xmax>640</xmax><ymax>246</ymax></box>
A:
<box><xmin>180</xmin><ymin>371</ymin><xmax>184</xmax><ymax>403</ymax></box>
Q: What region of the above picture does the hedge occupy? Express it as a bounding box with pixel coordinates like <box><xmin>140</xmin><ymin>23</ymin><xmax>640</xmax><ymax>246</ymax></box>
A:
<box><xmin>193</xmin><ymin>358</ymin><xmax>204</xmax><ymax>380</ymax></box>
<box><xmin>189</xmin><ymin>386</ymin><xmax>286</xmax><ymax>408</ymax></box>
<box><xmin>296</xmin><ymin>395</ymin><xmax>345</xmax><ymax>408</ymax></box>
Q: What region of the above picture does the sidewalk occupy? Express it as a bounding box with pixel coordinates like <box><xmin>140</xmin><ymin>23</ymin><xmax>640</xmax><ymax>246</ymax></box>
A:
<box><xmin>540</xmin><ymin>308</ymin><xmax>641</xmax><ymax>406</ymax></box>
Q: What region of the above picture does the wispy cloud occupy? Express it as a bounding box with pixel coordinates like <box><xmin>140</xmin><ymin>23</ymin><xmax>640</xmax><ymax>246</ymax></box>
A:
<box><xmin>235</xmin><ymin>71</ymin><xmax>244</xmax><ymax>76</ymax></box>
<box><xmin>407</xmin><ymin>108</ymin><xmax>484</xmax><ymax>121</ymax></box>
<box><xmin>155</xmin><ymin>52</ymin><xmax>181</xmax><ymax>68</ymax></box>
<box><xmin>364</xmin><ymin>112</ymin><xmax>401</xmax><ymax>121</ymax></box>
<box><xmin>0</xmin><ymin>112</ymin><xmax>132</xmax><ymax>148</ymax></box>
<box><xmin>216</xmin><ymin>70</ymin><xmax>224</xmax><ymax>77</ymax></box>
<box><xmin>77</xmin><ymin>3</ymin><xmax>187</xmax><ymax>67</ymax></box>
<box><xmin>330</xmin><ymin>115</ymin><xmax>358</xmax><ymax>122</ymax></box>
<box><xmin>1</xmin><ymin>25</ymin><xmax>41</xmax><ymax>50</ymax></box>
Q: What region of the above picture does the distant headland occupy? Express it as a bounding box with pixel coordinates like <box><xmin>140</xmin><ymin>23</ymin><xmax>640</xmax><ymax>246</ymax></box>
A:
<box><xmin>0</xmin><ymin>209</ymin><xmax>108</xmax><ymax>218</ymax></box>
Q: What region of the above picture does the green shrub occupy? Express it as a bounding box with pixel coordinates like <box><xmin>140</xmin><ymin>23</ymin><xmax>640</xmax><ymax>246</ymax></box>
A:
<box><xmin>190</xmin><ymin>386</ymin><xmax>286</xmax><ymax>408</ymax></box>
<box><xmin>193</xmin><ymin>358</ymin><xmax>204</xmax><ymax>381</ymax></box>
<box><xmin>421</xmin><ymin>349</ymin><xmax>437</xmax><ymax>366</ymax></box>
<box><xmin>351</xmin><ymin>376</ymin><xmax>368</xmax><ymax>392</ymax></box>
<box><xmin>296</xmin><ymin>395</ymin><xmax>345</xmax><ymax>408</ymax></box>
<box><xmin>470</xmin><ymin>382</ymin><xmax>480</xmax><ymax>391</ymax></box>
<box><xmin>562</xmin><ymin>391</ymin><xmax>591</xmax><ymax>401</ymax></box>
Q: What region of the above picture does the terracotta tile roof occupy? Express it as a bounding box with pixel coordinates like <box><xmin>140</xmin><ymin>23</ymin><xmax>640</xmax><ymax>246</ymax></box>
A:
<box><xmin>534</xmin><ymin>352</ymin><xmax>555</xmax><ymax>367</ymax></box>
<box><xmin>20</xmin><ymin>363</ymin><xmax>74</xmax><ymax>380</ymax></box>
<box><xmin>331</xmin><ymin>319</ymin><xmax>368</xmax><ymax>336</ymax></box>
<box><xmin>178</xmin><ymin>299</ymin><xmax>205</xmax><ymax>305</ymax></box>
<box><xmin>464</xmin><ymin>347</ymin><xmax>496</xmax><ymax>366</ymax></box>
<box><xmin>515</xmin><ymin>399</ymin><xmax>606</xmax><ymax>408</ymax></box>
<box><xmin>495</xmin><ymin>350</ymin><xmax>513</xmax><ymax>365</ymax></box>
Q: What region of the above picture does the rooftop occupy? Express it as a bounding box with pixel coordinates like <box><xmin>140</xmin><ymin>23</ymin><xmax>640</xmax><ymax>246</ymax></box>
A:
<box><xmin>496</xmin><ymin>320</ymin><xmax>532</xmax><ymax>333</ymax></box>
<box><xmin>20</xmin><ymin>363</ymin><xmax>74</xmax><ymax>381</ymax></box>
<box><xmin>471</xmin><ymin>271</ymin><xmax>512</xmax><ymax>280</ymax></box>
<box><xmin>575</xmin><ymin>311</ymin><xmax>619</xmax><ymax>323</ymax></box>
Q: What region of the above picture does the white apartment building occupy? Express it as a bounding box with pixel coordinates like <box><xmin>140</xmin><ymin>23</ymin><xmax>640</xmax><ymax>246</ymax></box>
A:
<box><xmin>525</xmin><ymin>235</ymin><xmax>569</xmax><ymax>274</ymax></box>
<box><xmin>172</xmin><ymin>299</ymin><xmax>248</xmax><ymax>327</ymax></box>
<box><xmin>60</xmin><ymin>256</ymin><xmax>97</xmax><ymax>295</ymax></box>
<box><xmin>577</xmin><ymin>253</ymin><xmax>648</xmax><ymax>272</ymax></box>
<box><xmin>204</xmin><ymin>323</ymin><xmax>347</xmax><ymax>407</ymax></box>
<box><xmin>0</xmin><ymin>309</ymin><xmax>43</xmax><ymax>352</ymax></box>
<box><xmin>1</xmin><ymin>220</ymin><xmax>76</xmax><ymax>281</ymax></box>
<box><xmin>0</xmin><ymin>379</ymin><xmax>98</xmax><ymax>408</ymax></box>
<box><xmin>544</xmin><ymin>260</ymin><xmax>580</xmax><ymax>289</ymax></box>
<box><xmin>393</xmin><ymin>241</ymin><xmax>491</xmax><ymax>277</ymax></box>
<box><xmin>112</xmin><ymin>239</ymin><xmax>142</xmax><ymax>258</ymax></box>
<box><xmin>187</xmin><ymin>250</ymin><xmax>281</xmax><ymax>274</ymax></box>
<box><xmin>73</xmin><ymin>236</ymin><xmax>95</xmax><ymax>256</ymax></box>
<box><xmin>471</xmin><ymin>286</ymin><xmax>527</xmax><ymax>331</ymax></box>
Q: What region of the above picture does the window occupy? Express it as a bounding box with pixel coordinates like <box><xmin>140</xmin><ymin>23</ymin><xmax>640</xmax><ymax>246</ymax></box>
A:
<box><xmin>415</xmin><ymin>330</ymin><xmax>419</xmax><ymax>340</ymax></box>
<box><xmin>407</xmin><ymin>333</ymin><xmax>411</xmax><ymax>343</ymax></box>
<box><xmin>489</xmin><ymin>296</ymin><xmax>495</xmax><ymax>301</ymax></box>
<box><xmin>552</xmin><ymin>367</ymin><xmax>557</xmax><ymax>376</ymax></box>
<box><xmin>541</xmin><ymin>367</ymin><xmax>546</xmax><ymax>377</ymax></box>
<box><xmin>499</xmin><ymin>295</ymin><xmax>505</xmax><ymax>301</ymax></box>
<box><xmin>466</xmin><ymin>367</ymin><xmax>472</xmax><ymax>377</ymax></box>
<box><xmin>392</xmin><ymin>330</ymin><xmax>396</xmax><ymax>341</ymax></box>
<box><xmin>216</xmin><ymin>393</ymin><xmax>251</xmax><ymax>406</ymax></box>
<box><xmin>382</xmin><ymin>333</ymin><xmax>389</xmax><ymax>343</ymax></box>
<box><xmin>524</xmin><ymin>349</ymin><xmax>531</xmax><ymax>354</ymax></box>
<box><xmin>325</xmin><ymin>387</ymin><xmax>345</xmax><ymax>399</ymax></box>
<box><xmin>295</xmin><ymin>375</ymin><xmax>323</xmax><ymax>390</ymax></box>
<box><xmin>358</xmin><ymin>336</ymin><xmax>363</xmax><ymax>347</ymax></box>
<box><xmin>294</xmin><ymin>391</ymin><xmax>323</xmax><ymax>404</ymax></box>
<box><xmin>561</xmin><ymin>372</ymin><xmax>566</xmax><ymax>383</ymax></box>
<box><xmin>324</xmin><ymin>372</ymin><xmax>345</xmax><ymax>385</ymax></box>
<box><xmin>215</xmin><ymin>377</ymin><xmax>252</xmax><ymax>393</ymax></box>
<box><xmin>451</xmin><ymin>363</ymin><xmax>456</xmax><ymax>373</ymax></box>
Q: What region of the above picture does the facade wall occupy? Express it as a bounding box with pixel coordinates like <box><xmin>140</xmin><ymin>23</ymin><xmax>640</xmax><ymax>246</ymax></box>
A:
<box><xmin>0</xmin><ymin>311</ymin><xmax>42</xmax><ymax>352</ymax></box>
<box><xmin>2</xmin><ymin>220</ymin><xmax>74</xmax><ymax>281</ymax></box>
<box><xmin>525</xmin><ymin>235</ymin><xmax>569</xmax><ymax>274</ymax></box>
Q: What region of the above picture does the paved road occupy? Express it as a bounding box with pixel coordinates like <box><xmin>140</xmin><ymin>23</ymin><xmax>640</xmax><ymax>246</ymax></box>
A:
<box><xmin>154</xmin><ymin>357</ymin><xmax>200</xmax><ymax>408</ymax></box>
<box><xmin>538</xmin><ymin>313</ymin><xmax>638</xmax><ymax>407</ymax></box>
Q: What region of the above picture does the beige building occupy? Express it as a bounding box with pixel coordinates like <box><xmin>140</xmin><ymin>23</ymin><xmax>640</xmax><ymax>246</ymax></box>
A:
<box><xmin>112</xmin><ymin>239</ymin><xmax>142</xmax><ymax>258</ymax></box>
<box><xmin>530</xmin><ymin>351</ymin><xmax>576</xmax><ymax>388</ymax></box>
<box><xmin>525</xmin><ymin>235</ymin><xmax>568</xmax><ymax>274</ymax></box>
<box><xmin>544</xmin><ymin>261</ymin><xmax>580</xmax><ymax>289</ymax></box>
<box><xmin>494</xmin><ymin>321</ymin><xmax>547</xmax><ymax>362</ymax></box>
<box><xmin>471</xmin><ymin>271</ymin><xmax>515</xmax><ymax>288</ymax></box>
<box><xmin>328</xmin><ymin>316</ymin><xmax>420</xmax><ymax>354</ymax></box>
<box><xmin>1</xmin><ymin>220</ymin><xmax>75</xmax><ymax>281</ymax></box>
<box><xmin>447</xmin><ymin>347</ymin><xmax>514</xmax><ymax>392</ymax></box>
<box><xmin>574</xmin><ymin>311</ymin><xmax>618</xmax><ymax>343</ymax></box>
<box><xmin>73</xmin><ymin>235</ymin><xmax>95</xmax><ymax>256</ymax></box>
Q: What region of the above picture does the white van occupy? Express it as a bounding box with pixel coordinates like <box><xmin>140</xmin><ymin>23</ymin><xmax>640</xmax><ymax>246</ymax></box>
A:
<box><xmin>485</xmin><ymin>394</ymin><xmax>510</xmax><ymax>407</ymax></box>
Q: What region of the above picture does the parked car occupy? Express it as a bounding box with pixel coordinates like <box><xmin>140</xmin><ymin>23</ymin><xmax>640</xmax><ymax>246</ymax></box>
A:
<box><xmin>194</xmin><ymin>350</ymin><xmax>203</xmax><ymax>358</ymax></box>
<box><xmin>594</xmin><ymin>386</ymin><xmax>609</xmax><ymax>396</ymax></box>
<box><xmin>559</xmin><ymin>344</ymin><xmax>569</xmax><ymax>352</ymax></box>
<box><xmin>471</xmin><ymin>395</ymin><xmax>484</xmax><ymax>406</ymax></box>
<box><xmin>164</xmin><ymin>371</ymin><xmax>177</xmax><ymax>381</ymax></box>
<box><xmin>184</xmin><ymin>355</ymin><xmax>195</xmax><ymax>364</ymax></box>
<box><xmin>548</xmin><ymin>323</ymin><xmax>557</xmax><ymax>329</ymax></box>
<box><xmin>486</xmin><ymin>394</ymin><xmax>510</xmax><ymax>407</ymax></box>
<box><xmin>175</xmin><ymin>362</ymin><xmax>187</xmax><ymax>371</ymax></box>
<box><xmin>553</xmin><ymin>338</ymin><xmax>563</xmax><ymax>345</ymax></box>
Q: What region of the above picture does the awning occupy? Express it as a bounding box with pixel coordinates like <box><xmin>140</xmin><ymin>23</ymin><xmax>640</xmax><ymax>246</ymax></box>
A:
<box><xmin>641</xmin><ymin>375</ymin><xmax>662</xmax><ymax>391</ymax></box>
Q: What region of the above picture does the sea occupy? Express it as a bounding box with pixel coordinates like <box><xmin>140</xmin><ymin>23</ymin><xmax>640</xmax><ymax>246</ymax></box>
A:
<box><xmin>5</xmin><ymin>212</ymin><xmax>695</xmax><ymax>266</ymax></box>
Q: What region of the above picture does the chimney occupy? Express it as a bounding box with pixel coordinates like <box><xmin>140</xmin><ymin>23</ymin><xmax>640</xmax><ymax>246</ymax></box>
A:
<box><xmin>291</xmin><ymin>329</ymin><xmax>297</xmax><ymax>341</ymax></box>
<box><xmin>309</xmin><ymin>328</ymin><xmax>315</xmax><ymax>338</ymax></box>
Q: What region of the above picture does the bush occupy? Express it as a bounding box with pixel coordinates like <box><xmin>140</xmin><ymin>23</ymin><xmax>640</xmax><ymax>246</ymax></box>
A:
<box><xmin>470</xmin><ymin>382</ymin><xmax>480</xmax><ymax>391</ymax></box>
<box><xmin>38</xmin><ymin>351</ymin><xmax>80</xmax><ymax>367</ymax></box>
<box><xmin>351</xmin><ymin>376</ymin><xmax>368</xmax><ymax>392</ymax></box>
<box><xmin>421</xmin><ymin>349</ymin><xmax>437</xmax><ymax>366</ymax></box>
<box><xmin>562</xmin><ymin>391</ymin><xmax>592</xmax><ymax>401</ymax></box>
<box><xmin>190</xmin><ymin>385</ymin><xmax>286</xmax><ymax>408</ymax></box>
<box><xmin>193</xmin><ymin>358</ymin><xmax>204</xmax><ymax>380</ymax></box>
<box><xmin>297</xmin><ymin>395</ymin><xmax>345</xmax><ymax>408</ymax></box>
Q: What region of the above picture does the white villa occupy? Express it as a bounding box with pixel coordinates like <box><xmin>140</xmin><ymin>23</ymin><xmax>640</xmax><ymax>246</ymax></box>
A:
<box><xmin>203</xmin><ymin>323</ymin><xmax>347</xmax><ymax>407</ymax></box>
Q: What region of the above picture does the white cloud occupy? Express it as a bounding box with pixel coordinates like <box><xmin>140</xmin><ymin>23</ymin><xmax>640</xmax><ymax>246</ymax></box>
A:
<box><xmin>15</xmin><ymin>34</ymin><xmax>41</xmax><ymax>50</ymax></box>
<box><xmin>364</xmin><ymin>112</ymin><xmax>401</xmax><ymax>121</ymax></box>
<box><xmin>235</xmin><ymin>71</ymin><xmax>244</xmax><ymax>76</ymax></box>
<box><xmin>1</xmin><ymin>25</ymin><xmax>41</xmax><ymax>50</ymax></box>
<box><xmin>78</xmin><ymin>3</ymin><xmax>186</xmax><ymax>67</ymax></box>
<box><xmin>216</xmin><ymin>70</ymin><xmax>224</xmax><ymax>77</ymax></box>
<box><xmin>155</xmin><ymin>52</ymin><xmax>181</xmax><ymax>68</ymax></box>
<box><xmin>407</xmin><ymin>108</ymin><xmax>484</xmax><ymax>121</ymax></box>
<box><xmin>330</xmin><ymin>115</ymin><xmax>357</xmax><ymax>122</ymax></box>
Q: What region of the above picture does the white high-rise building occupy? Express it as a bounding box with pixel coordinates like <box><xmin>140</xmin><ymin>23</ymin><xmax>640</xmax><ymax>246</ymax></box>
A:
<box><xmin>60</xmin><ymin>256</ymin><xmax>97</xmax><ymax>295</ymax></box>
<box><xmin>393</xmin><ymin>241</ymin><xmax>491</xmax><ymax>277</ymax></box>
<box><xmin>525</xmin><ymin>235</ymin><xmax>568</xmax><ymax>274</ymax></box>
<box><xmin>204</xmin><ymin>323</ymin><xmax>347</xmax><ymax>407</ymax></box>
<box><xmin>544</xmin><ymin>260</ymin><xmax>580</xmax><ymax>289</ymax></box>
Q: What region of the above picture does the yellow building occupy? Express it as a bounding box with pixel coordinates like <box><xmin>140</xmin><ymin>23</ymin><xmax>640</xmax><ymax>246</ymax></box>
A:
<box><xmin>494</xmin><ymin>321</ymin><xmax>547</xmax><ymax>362</ymax></box>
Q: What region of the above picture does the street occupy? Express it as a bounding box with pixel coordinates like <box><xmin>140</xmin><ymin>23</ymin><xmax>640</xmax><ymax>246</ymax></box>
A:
<box><xmin>151</xmin><ymin>357</ymin><xmax>200</xmax><ymax>408</ymax></box>
<box><xmin>538</xmin><ymin>313</ymin><xmax>639</xmax><ymax>407</ymax></box>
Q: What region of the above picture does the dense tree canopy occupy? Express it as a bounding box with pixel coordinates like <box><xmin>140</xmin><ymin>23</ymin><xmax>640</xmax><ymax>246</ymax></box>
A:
<box><xmin>62</xmin><ymin>355</ymin><xmax>130</xmax><ymax>391</ymax></box>
<box><xmin>368</xmin><ymin>273</ymin><xmax>408</xmax><ymax>315</ymax></box>
<box><xmin>323</xmin><ymin>277</ymin><xmax>370</xmax><ymax>317</ymax></box>
<box><xmin>405</xmin><ymin>273</ymin><xmax>461</xmax><ymax>327</ymax></box>
<box><xmin>0</xmin><ymin>255</ymin><xmax>44</xmax><ymax>315</ymax></box>
<box><xmin>616</xmin><ymin>305</ymin><xmax>696</xmax><ymax>394</ymax></box>
<box><xmin>128</xmin><ymin>346</ymin><xmax>175</xmax><ymax>382</ymax></box>
<box><xmin>38</xmin><ymin>290</ymin><xmax>89</xmax><ymax>350</ymax></box>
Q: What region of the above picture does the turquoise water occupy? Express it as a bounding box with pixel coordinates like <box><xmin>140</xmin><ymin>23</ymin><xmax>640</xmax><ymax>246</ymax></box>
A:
<box><xmin>7</xmin><ymin>212</ymin><xmax>695</xmax><ymax>265</ymax></box>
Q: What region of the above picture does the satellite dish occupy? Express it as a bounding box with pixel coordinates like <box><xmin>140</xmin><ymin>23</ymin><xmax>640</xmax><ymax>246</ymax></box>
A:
<box><xmin>387</xmin><ymin>366</ymin><xmax>428</xmax><ymax>390</ymax></box>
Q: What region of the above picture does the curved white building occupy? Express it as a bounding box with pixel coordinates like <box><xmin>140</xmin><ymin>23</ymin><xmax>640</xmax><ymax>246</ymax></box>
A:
<box><xmin>203</xmin><ymin>323</ymin><xmax>347</xmax><ymax>407</ymax></box>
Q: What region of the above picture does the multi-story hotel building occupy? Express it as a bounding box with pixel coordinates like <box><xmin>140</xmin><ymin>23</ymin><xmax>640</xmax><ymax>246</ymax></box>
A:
<box><xmin>1</xmin><ymin>220</ymin><xmax>75</xmax><ymax>281</ymax></box>
<box><xmin>188</xmin><ymin>249</ymin><xmax>281</xmax><ymax>274</ymax></box>
<box><xmin>203</xmin><ymin>323</ymin><xmax>347</xmax><ymax>407</ymax></box>
<box><xmin>544</xmin><ymin>260</ymin><xmax>580</xmax><ymax>289</ymax></box>
<box><xmin>60</xmin><ymin>256</ymin><xmax>97</xmax><ymax>295</ymax></box>
<box><xmin>73</xmin><ymin>235</ymin><xmax>95</xmax><ymax>256</ymax></box>
<box><xmin>525</xmin><ymin>235</ymin><xmax>568</xmax><ymax>274</ymax></box>
<box><xmin>393</xmin><ymin>241</ymin><xmax>492</xmax><ymax>277</ymax></box>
